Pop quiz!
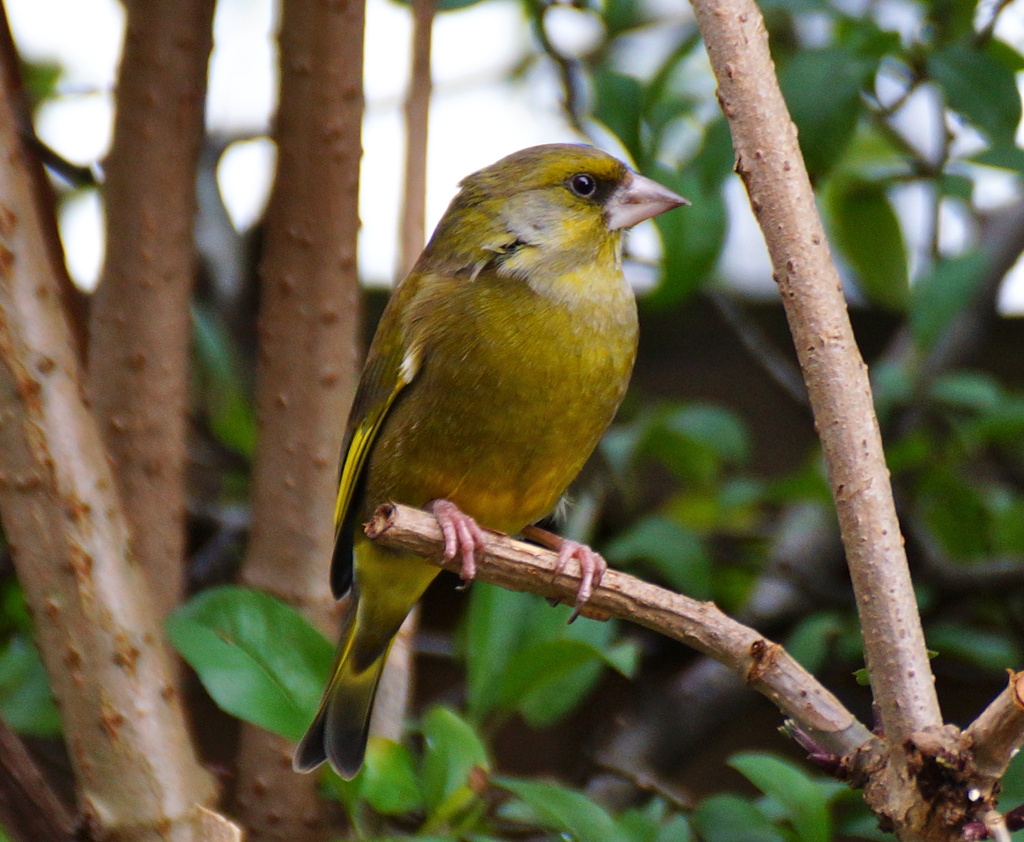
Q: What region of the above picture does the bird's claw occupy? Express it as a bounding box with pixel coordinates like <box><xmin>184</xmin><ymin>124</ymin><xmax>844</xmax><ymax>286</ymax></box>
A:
<box><xmin>553</xmin><ymin>539</ymin><xmax>607</xmax><ymax>622</ymax></box>
<box><xmin>427</xmin><ymin>499</ymin><xmax>487</xmax><ymax>584</ymax></box>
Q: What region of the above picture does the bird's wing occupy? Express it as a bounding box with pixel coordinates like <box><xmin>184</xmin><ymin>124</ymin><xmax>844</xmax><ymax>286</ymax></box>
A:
<box><xmin>329</xmin><ymin>278</ymin><xmax>424</xmax><ymax>599</ymax></box>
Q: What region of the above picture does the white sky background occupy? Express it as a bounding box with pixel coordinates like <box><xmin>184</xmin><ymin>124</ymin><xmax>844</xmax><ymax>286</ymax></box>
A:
<box><xmin>6</xmin><ymin>0</ymin><xmax>580</xmax><ymax>289</ymax></box>
<box><xmin>6</xmin><ymin>0</ymin><xmax>1024</xmax><ymax>310</ymax></box>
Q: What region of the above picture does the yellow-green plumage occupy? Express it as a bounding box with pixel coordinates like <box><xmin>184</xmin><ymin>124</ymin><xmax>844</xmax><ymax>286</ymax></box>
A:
<box><xmin>294</xmin><ymin>144</ymin><xmax>685</xmax><ymax>777</ymax></box>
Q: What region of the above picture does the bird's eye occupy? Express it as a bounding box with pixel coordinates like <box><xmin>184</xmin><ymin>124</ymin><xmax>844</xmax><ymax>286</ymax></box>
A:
<box><xmin>569</xmin><ymin>173</ymin><xmax>598</xmax><ymax>198</ymax></box>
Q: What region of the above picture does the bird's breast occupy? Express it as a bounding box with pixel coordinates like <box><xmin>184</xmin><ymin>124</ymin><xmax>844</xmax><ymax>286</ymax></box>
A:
<box><xmin>364</xmin><ymin>267</ymin><xmax>638</xmax><ymax>532</ymax></box>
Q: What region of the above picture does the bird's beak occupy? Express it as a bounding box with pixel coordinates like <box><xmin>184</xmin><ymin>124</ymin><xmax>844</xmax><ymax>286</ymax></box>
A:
<box><xmin>606</xmin><ymin>173</ymin><xmax>689</xmax><ymax>231</ymax></box>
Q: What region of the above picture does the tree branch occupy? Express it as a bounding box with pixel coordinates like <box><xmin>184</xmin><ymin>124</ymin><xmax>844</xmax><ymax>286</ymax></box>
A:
<box><xmin>0</xmin><ymin>717</ymin><xmax>77</xmax><ymax>842</ymax></box>
<box><xmin>397</xmin><ymin>0</ymin><xmax>434</xmax><ymax>278</ymax></box>
<box><xmin>587</xmin><ymin>502</ymin><xmax>845</xmax><ymax>806</ymax></box>
<box><xmin>965</xmin><ymin>672</ymin><xmax>1024</xmax><ymax>782</ymax></box>
<box><xmin>689</xmin><ymin>0</ymin><xmax>941</xmax><ymax>743</ymax></box>
<box><xmin>366</xmin><ymin>502</ymin><xmax>875</xmax><ymax>760</ymax></box>
<box><xmin>233</xmin><ymin>0</ymin><xmax>365</xmax><ymax>839</ymax></box>
<box><xmin>86</xmin><ymin>0</ymin><xmax>216</xmax><ymax>619</ymax></box>
<box><xmin>0</xmin><ymin>13</ymin><xmax>233</xmax><ymax>839</ymax></box>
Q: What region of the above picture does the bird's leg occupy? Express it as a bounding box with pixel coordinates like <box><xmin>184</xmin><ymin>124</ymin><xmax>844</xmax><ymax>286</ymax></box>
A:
<box><xmin>426</xmin><ymin>499</ymin><xmax>488</xmax><ymax>583</ymax></box>
<box><xmin>522</xmin><ymin>524</ymin><xmax>608</xmax><ymax>620</ymax></box>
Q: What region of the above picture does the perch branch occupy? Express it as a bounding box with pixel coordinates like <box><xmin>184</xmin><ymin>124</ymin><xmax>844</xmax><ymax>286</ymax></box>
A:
<box><xmin>367</xmin><ymin>503</ymin><xmax>875</xmax><ymax>760</ymax></box>
<box><xmin>587</xmin><ymin>502</ymin><xmax>845</xmax><ymax>806</ymax></box>
<box><xmin>689</xmin><ymin>0</ymin><xmax>941</xmax><ymax>743</ymax></box>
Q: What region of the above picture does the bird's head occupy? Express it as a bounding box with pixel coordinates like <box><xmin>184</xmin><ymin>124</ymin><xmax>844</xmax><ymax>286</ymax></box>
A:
<box><xmin>421</xmin><ymin>144</ymin><xmax>687</xmax><ymax>284</ymax></box>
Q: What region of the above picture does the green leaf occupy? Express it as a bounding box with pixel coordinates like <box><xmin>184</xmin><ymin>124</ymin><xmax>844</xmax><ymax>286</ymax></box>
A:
<box><xmin>692</xmin><ymin>794</ymin><xmax>786</xmax><ymax>842</ymax></box>
<box><xmin>992</xmin><ymin>496</ymin><xmax>1024</xmax><ymax>555</ymax></box>
<box><xmin>646</xmin><ymin>167</ymin><xmax>727</xmax><ymax>307</ymax></box>
<box><xmin>357</xmin><ymin>737</ymin><xmax>424</xmax><ymax>815</ymax></box>
<box><xmin>616</xmin><ymin>800</ymin><xmax>692</xmax><ymax>842</ymax></box>
<box><xmin>998</xmin><ymin>743</ymin><xmax>1024</xmax><ymax>804</ymax></box>
<box><xmin>421</xmin><ymin>707</ymin><xmax>489</xmax><ymax>818</ymax></box>
<box><xmin>926</xmin><ymin>623</ymin><xmax>1019</xmax><ymax>672</ymax></box>
<box><xmin>918</xmin><ymin>467</ymin><xmax>989</xmax><ymax>559</ymax></box>
<box><xmin>828</xmin><ymin>181</ymin><xmax>908</xmax><ymax>310</ymax></box>
<box><xmin>19</xmin><ymin>60</ymin><xmax>62</xmax><ymax>106</ymax></box>
<box><xmin>0</xmin><ymin>636</ymin><xmax>60</xmax><ymax>737</ymax></box>
<box><xmin>729</xmin><ymin>753</ymin><xmax>832</xmax><ymax>842</ymax></box>
<box><xmin>871</xmin><ymin>357</ymin><xmax>915</xmax><ymax>422</ymax></box>
<box><xmin>605</xmin><ymin>515</ymin><xmax>712</xmax><ymax>597</ymax></box>
<box><xmin>970</xmin><ymin>397</ymin><xmax>1024</xmax><ymax>448</ymax></box>
<box><xmin>594</xmin><ymin>71</ymin><xmax>644</xmax><ymax>161</ymax></box>
<box><xmin>784</xmin><ymin>613</ymin><xmax>846</xmax><ymax>674</ymax></box>
<box><xmin>929</xmin><ymin>371</ymin><xmax>1002</xmax><ymax>412</ymax></box>
<box><xmin>925</xmin><ymin>0</ymin><xmax>977</xmax><ymax>44</ymax></box>
<box><xmin>165</xmin><ymin>586</ymin><xmax>332</xmax><ymax>741</ymax></box>
<box><xmin>192</xmin><ymin>305</ymin><xmax>256</xmax><ymax>458</ymax></box>
<box><xmin>496</xmin><ymin>638</ymin><xmax>637</xmax><ymax>727</ymax></box>
<box><xmin>971</xmin><ymin>143</ymin><xmax>1024</xmax><ymax>173</ymax></box>
<box><xmin>465</xmin><ymin>582</ymin><xmax>634</xmax><ymax>724</ymax></box>
<box><xmin>834</xmin><ymin>15</ymin><xmax>902</xmax><ymax>60</ymax></box>
<box><xmin>986</xmin><ymin>38</ymin><xmax>1024</xmax><ymax>73</ymax></box>
<box><xmin>655</xmin><ymin>815</ymin><xmax>693</xmax><ymax>842</ymax></box>
<box><xmin>928</xmin><ymin>46</ymin><xmax>1022</xmax><ymax>141</ymax></box>
<box><xmin>691</xmin><ymin>118</ymin><xmax>737</xmax><ymax>193</ymax></box>
<box><xmin>495</xmin><ymin>776</ymin><xmax>628</xmax><ymax>842</ymax></box>
<box><xmin>909</xmin><ymin>252</ymin><xmax>988</xmax><ymax>352</ymax></box>
<box><xmin>601</xmin><ymin>415</ymin><xmax>651</xmax><ymax>477</ymax></box>
<box><xmin>780</xmin><ymin>48</ymin><xmax>874</xmax><ymax>178</ymax></box>
<box><xmin>465</xmin><ymin>585</ymin><xmax>536</xmax><ymax>720</ymax></box>
<box><xmin>602</xmin><ymin>0</ymin><xmax>642</xmax><ymax>35</ymax></box>
<box><xmin>663</xmin><ymin>403</ymin><xmax>750</xmax><ymax>464</ymax></box>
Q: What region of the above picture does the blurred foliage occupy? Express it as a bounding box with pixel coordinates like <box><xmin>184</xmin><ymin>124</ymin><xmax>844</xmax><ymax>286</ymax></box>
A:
<box><xmin>8</xmin><ymin>0</ymin><xmax>1024</xmax><ymax>837</ymax></box>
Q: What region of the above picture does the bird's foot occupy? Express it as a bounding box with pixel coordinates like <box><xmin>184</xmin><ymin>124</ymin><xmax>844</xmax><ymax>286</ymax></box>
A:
<box><xmin>524</xmin><ymin>525</ymin><xmax>607</xmax><ymax>621</ymax></box>
<box><xmin>427</xmin><ymin>499</ymin><xmax>487</xmax><ymax>584</ymax></box>
<box><xmin>556</xmin><ymin>540</ymin><xmax>607</xmax><ymax>621</ymax></box>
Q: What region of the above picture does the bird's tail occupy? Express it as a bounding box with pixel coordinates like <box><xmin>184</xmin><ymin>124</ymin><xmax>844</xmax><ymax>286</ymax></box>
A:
<box><xmin>293</xmin><ymin>593</ymin><xmax>392</xmax><ymax>778</ymax></box>
<box><xmin>294</xmin><ymin>542</ymin><xmax>440</xmax><ymax>778</ymax></box>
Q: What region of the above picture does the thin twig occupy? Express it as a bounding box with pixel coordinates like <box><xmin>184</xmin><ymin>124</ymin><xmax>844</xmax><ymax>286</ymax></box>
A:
<box><xmin>0</xmin><ymin>717</ymin><xmax>78</xmax><ymax>842</ymax></box>
<box><xmin>588</xmin><ymin>502</ymin><xmax>845</xmax><ymax>807</ymax></box>
<box><xmin>982</xmin><ymin>808</ymin><xmax>1013</xmax><ymax>842</ymax></box>
<box><xmin>397</xmin><ymin>0</ymin><xmax>433</xmax><ymax>277</ymax></box>
<box><xmin>965</xmin><ymin>672</ymin><xmax>1024</xmax><ymax>781</ymax></box>
<box><xmin>526</xmin><ymin>0</ymin><xmax>588</xmax><ymax>135</ymax></box>
<box><xmin>706</xmin><ymin>289</ymin><xmax>809</xmax><ymax>407</ymax></box>
<box><xmin>366</xmin><ymin>502</ymin><xmax>875</xmax><ymax>760</ymax></box>
<box><xmin>976</xmin><ymin>0</ymin><xmax>1016</xmax><ymax>45</ymax></box>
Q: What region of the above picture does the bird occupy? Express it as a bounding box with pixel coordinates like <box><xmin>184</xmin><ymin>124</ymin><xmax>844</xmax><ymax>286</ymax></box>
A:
<box><xmin>293</xmin><ymin>143</ymin><xmax>687</xmax><ymax>778</ymax></box>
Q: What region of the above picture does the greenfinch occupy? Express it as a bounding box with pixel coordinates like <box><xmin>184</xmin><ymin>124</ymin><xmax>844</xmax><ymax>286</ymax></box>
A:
<box><xmin>294</xmin><ymin>143</ymin><xmax>686</xmax><ymax>777</ymax></box>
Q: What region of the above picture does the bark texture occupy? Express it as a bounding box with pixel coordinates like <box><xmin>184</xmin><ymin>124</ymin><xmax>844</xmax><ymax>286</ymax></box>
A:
<box><xmin>0</xmin><ymin>20</ymin><xmax>234</xmax><ymax>840</ymax></box>
<box><xmin>87</xmin><ymin>0</ymin><xmax>216</xmax><ymax>619</ymax></box>
<box><xmin>689</xmin><ymin>0</ymin><xmax>940</xmax><ymax>745</ymax></box>
<box><xmin>368</xmin><ymin>503</ymin><xmax>874</xmax><ymax>760</ymax></box>
<box><xmin>233</xmin><ymin>0</ymin><xmax>365</xmax><ymax>839</ymax></box>
<box><xmin>397</xmin><ymin>0</ymin><xmax>434</xmax><ymax>277</ymax></box>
